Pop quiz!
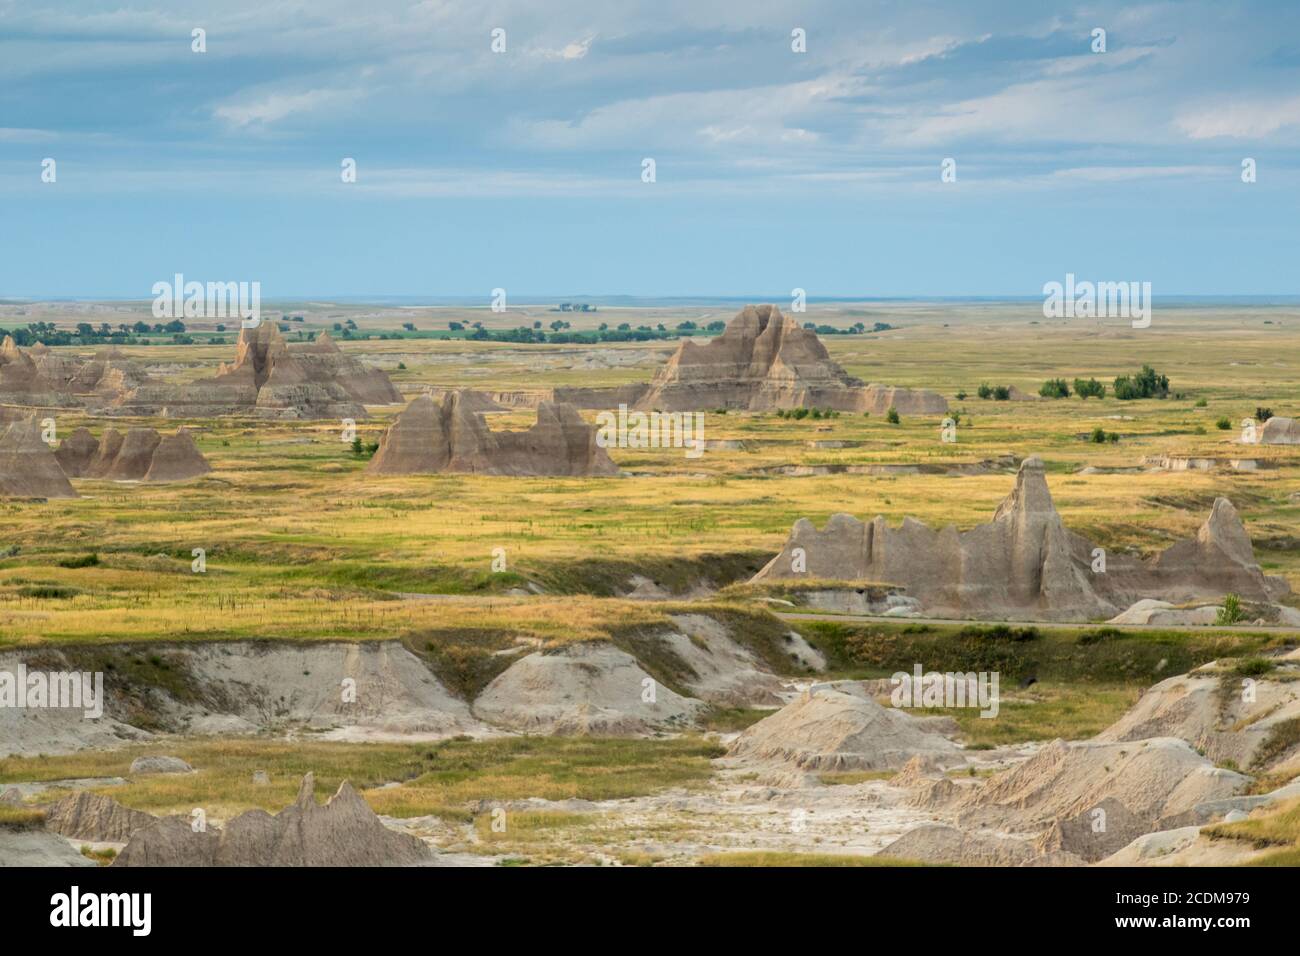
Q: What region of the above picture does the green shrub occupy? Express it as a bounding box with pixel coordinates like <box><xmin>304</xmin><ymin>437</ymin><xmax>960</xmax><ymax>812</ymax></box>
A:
<box><xmin>1216</xmin><ymin>416</ymin><xmax>1232</xmax><ymax>430</ymax></box>
<box><xmin>886</xmin><ymin>407</ymin><xmax>900</xmax><ymax>425</ymax></box>
<box><xmin>58</xmin><ymin>553</ymin><xmax>100</xmax><ymax>569</ymax></box>
<box><xmin>1074</xmin><ymin>377</ymin><xmax>1105</xmax><ymax>399</ymax></box>
<box><xmin>1216</xmin><ymin>593</ymin><xmax>1244</xmax><ymax>625</ymax></box>
<box><xmin>1113</xmin><ymin>364</ymin><xmax>1170</xmax><ymax>400</ymax></box>
<box><xmin>1039</xmin><ymin>378</ymin><xmax>1070</xmax><ymax>399</ymax></box>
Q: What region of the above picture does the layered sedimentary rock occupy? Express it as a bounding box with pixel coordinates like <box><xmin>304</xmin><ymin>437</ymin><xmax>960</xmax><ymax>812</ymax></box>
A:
<box><xmin>116</xmin><ymin>324</ymin><xmax>401</xmax><ymax>419</ymax></box>
<box><xmin>1260</xmin><ymin>416</ymin><xmax>1300</xmax><ymax>444</ymax></box>
<box><xmin>754</xmin><ymin>456</ymin><xmax>1288</xmax><ymax>620</ymax></box>
<box><xmin>367</xmin><ymin>391</ymin><xmax>618</xmax><ymax>477</ymax></box>
<box><xmin>450</xmin><ymin>305</ymin><xmax>946</xmax><ymax>414</ymax></box>
<box><xmin>0</xmin><ymin>417</ymin><xmax>78</xmax><ymax>498</ymax></box>
<box><xmin>630</xmin><ymin>305</ymin><xmax>946</xmax><ymax>413</ymax></box>
<box><xmin>56</xmin><ymin>427</ymin><xmax>210</xmax><ymax>481</ymax></box>
<box><xmin>113</xmin><ymin>773</ymin><xmax>432</xmax><ymax>866</ymax></box>
<box><xmin>0</xmin><ymin>337</ymin><xmax>154</xmax><ymax>408</ymax></box>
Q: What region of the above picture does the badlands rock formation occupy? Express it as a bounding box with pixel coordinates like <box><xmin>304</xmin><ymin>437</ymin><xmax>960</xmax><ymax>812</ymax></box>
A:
<box><xmin>113</xmin><ymin>773</ymin><xmax>432</xmax><ymax>866</ymax></box>
<box><xmin>628</xmin><ymin>304</ymin><xmax>947</xmax><ymax>414</ymax></box>
<box><xmin>367</xmin><ymin>391</ymin><xmax>618</xmax><ymax>477</ymax></box>
<box><xmin>754</xmin><ymin>456</ymin><xmax>1287</xmax><ymax>620</ymax></box>
<box><xmin>45</xmin><ymin>792</ymin><xmax>158</xmax><ymax>844</ymax></box>
<box><xmin>117</xmin><ymin>324</ymin><xmax>401</xmax><ymax>419</ymax></box>
<box><xmin>1097</xmin><ymin>659</ymin><xmax>1300</xmax><ymax>774</ymax></box>
<box><xmin>0</xmin><ymin>417</ymin><xmax>78</xmax><ymax>498</ymax></box>
<box><xmin>56</xmin><ymin>427</ymin><xmax>210</xmax><ymax>481</ymax></box>
<box><xmin>1260</xmin><ymin>415</ymin><xmax>1300</xmax><ymax>444</ymax></box>
<box><xmin>0</xmin><ymin>337</ymin><xmax>154</xmax><ymax>408</ymax></box>
<box><xmin>949</xmin><ymin>737</ymin><xmax>1249</xmax><ymax>862</ymax></box>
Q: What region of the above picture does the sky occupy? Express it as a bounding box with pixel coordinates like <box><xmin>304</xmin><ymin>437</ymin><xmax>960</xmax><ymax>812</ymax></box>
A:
<box><xmin>1</xmin><ymin>0</ymin><xmax>1298</xmax><ymax>299</ymax></box>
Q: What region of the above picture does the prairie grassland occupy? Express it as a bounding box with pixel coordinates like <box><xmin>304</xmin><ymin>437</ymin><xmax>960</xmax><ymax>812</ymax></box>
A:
<box><xmin>2</xmin><ymin>305</ymin><xmax>1297</xmax><ymax>647</ymax></box>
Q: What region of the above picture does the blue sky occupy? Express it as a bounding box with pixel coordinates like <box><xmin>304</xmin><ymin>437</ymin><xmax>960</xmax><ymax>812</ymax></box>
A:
<box><xmin>2</xmin><ymin>0</ymin><xmax>1298</xmax><ymax>298</ymax></box>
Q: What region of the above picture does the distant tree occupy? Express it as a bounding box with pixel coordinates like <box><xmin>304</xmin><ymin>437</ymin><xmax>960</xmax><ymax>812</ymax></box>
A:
<box><xmin>1074</xmin><ymin>377</ymin><xmax>1105</xmax><ymax>399</ymax></box>
<box><xmin>1255</xmin><ymin>406</ymin><xmax>1273</xmax><ymax>422</ymax></box>
<box><xmin>1039</xmin><ymin>378</ymin><xmax>1070</xmax><ymax>399</ymax></box>
<box><xmin>977</xmin><ymin>383</ymin><xmax>993</xmax><ymax>399</ymax></box>
<box><xmin>402</xmin><ymin>322</ymin><xmax>416</xmax><ymax>332</ymax></box>
<box><xmin>448</xmin><ymin>321</ymin><xmax>464</xmax><ymax>331</ymax></box>
<box><xmin>992</xmin><ymin>385</ymin><xmax>1011</xmax><ymax>401</ymax></box>
<box><xmin>886</xmin><ymin>407</ymin><xmax>900</xmax><ymax>424</ymax></box>
<box><xmin>1113</xmin><ymin>364</ymin><xmax>1169</xmax><ymax>400</ymax></box>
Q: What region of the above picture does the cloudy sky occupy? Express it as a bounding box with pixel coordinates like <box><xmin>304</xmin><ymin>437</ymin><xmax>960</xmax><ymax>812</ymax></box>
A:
<box><xmin>2</xmin><ymin>0</ymin><xmax>1298</xmax><ymax>298</ymax></box>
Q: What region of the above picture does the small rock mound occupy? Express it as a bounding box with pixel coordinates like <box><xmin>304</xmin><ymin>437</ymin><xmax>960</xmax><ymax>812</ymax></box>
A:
<box><xmin>879</xmin><ymin>824</ymin><xmax>1042</xmax><ymax>866</ymax></box>
<box><xmin>1260</xmin><ymin>416</ymin><xmax>1300</xmax><ymax>444</ymax></box>
<box><xmin>473</xmin><ymin>643</ymin><xmax>702</xmax><ymax>735</ymax></box>
<box><xmin>727</xmin><ymin>686</ymin><xmax>959</xmax><ymax>773</ymax></box>
<box><xmin>0</xmin><ymin>417</ymin><xmax>78</xmax><ymax>498</ymax></box>
<box><xmin>113</xmin><ymin>773</ymin><xmax>432</xmax><ymax>866</ymax></box>
<box><xmin>129</xmin><ymin>755</ymin><xmax>194</xmax><ymax>775</ymax></box>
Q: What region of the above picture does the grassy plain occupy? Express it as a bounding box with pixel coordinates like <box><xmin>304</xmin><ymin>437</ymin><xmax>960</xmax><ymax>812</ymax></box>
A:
<box><xmin>2</xmin><ymin>301</ymin><xmax>1297</xmax><ymax>649</ymax></box>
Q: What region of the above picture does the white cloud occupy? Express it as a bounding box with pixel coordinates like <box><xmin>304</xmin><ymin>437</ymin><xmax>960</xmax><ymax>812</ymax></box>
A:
<box><xmin>1175</xmin><ymin>97</ymin><xmax>1300</xmax><ymax>139</ymax></box>
<box><xmin>213</xmin><ymin>87</ymin><xmax>362</xmax><ymax>128</ymax></box>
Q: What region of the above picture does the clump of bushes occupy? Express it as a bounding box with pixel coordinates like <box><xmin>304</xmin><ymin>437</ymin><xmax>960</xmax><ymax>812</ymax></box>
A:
<box><xmin>957</xmin><ymin>624</ymin><xmax>1040</xmax><ymax>642</ymax></box>
<box><xmin>1255</xmin><ymin>407</ymin><xmax>1273</xmax><ymax>423</ymax></box>
<box><xmin>775</xmin><ymin>407</ymin><xmax>839</xmax><ymax>420</ymax></box>
<box><xmin>886</xmin><ymin>407</ymin><xmax>900</xmax><ymax>424</ymax></box>
<box><xmin>1074</xmin><ymin>377</ymin><xmax>1105</xmax><ymax>399</ymax></box>
<box><xmin>1039</xmin><ymin>378</ymin><xmax>1070</xmax><ymax>399</ymax></box>
<box><xmin>1113</xmin><ymin>364</ymin><xmax>1169</xmax><ymax>400</ymax></box>
<box><xmin>1216</xmin><ymin>416</ymin><xmax>1232</xmax><ymax>430</ymax></box>
<box><xmin>349</xmin><ymin>438</ymin><xmax>380</xmax><ymax>459</ymax></box>
<box><xmin>58</xmin><ymin>553</ymin><xmax>100</xmax><ymax>568</ymax></box>
<box><xmin>1090</xmin><ymin>427</ymin><xmax>1120</xmax><ymax>444</ymax></box>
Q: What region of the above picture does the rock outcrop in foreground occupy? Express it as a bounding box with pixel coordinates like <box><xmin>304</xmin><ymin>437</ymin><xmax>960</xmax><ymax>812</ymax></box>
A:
<box><xmin>754</xmin><ymin>456</ymin><xmax>1288</xmax><ymax>620</ymax></box>
<box><xmin>113</xmin><ymin>773</ymin><xmax>432</xmax><ymax>866</ymax></box>
<box><xmin>368</xmin><ymin>391</ymin><xmax>618</xmax><ymax>477</ymax></box>
<box><xmin>56</xmin><ymin>427</ymin><xmax>211</xmax><ymax>481</ymax></box>
<box><xmin>0</xmin><ymin>417</ymin><xmax>78</xmax><ymax>498</ymax></box>
<box><xmin>117</xmin><ymin>324</ymin><xmax>401</xmax><ymax>419</ymax></box>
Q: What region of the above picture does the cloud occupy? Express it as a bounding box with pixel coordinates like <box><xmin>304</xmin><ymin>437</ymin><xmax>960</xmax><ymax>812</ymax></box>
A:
<box><xmin>1175</xmin><ymin>97</ymin><xmax>1300</xmax><ymax>139</ymax></box>
<box><xmin>213</xmin><ymin>87</ymin><xmax>363</xmax><ymax>128</ymax></box>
